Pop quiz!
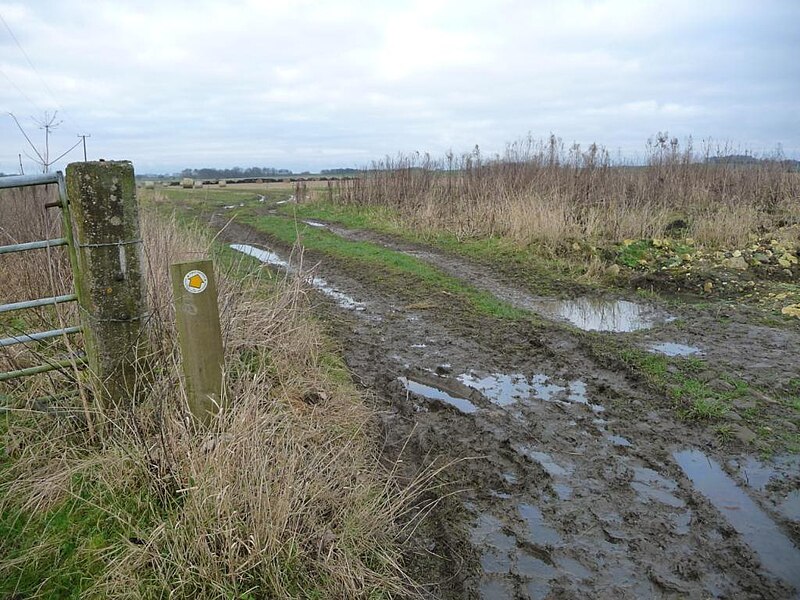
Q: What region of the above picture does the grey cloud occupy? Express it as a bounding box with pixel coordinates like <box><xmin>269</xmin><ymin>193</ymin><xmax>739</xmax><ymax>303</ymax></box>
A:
<box><xmin>1</xmin><ymin>0</ymin><xmax>798</xmax><ymax>174</ymax></box>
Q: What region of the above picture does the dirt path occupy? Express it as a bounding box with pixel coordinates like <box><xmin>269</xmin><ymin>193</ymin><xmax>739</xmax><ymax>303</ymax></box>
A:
<box><xmin>211</xmin><ymin>214</ymin><xmax>800</xmax><ymax>599</ymax></box>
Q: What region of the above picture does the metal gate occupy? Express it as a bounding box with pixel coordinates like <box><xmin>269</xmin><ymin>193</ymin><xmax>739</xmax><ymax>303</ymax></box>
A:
<box><xmin>0</xmin><ymin>172</ymin><xmax>86</xmax><ymax>388</ymax></box>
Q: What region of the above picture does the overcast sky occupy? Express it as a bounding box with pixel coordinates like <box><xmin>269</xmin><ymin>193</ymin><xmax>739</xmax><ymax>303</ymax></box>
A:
<box><xmin>1</xmin><ymin>0</ymin><xmax>798</xmax><ymax>174</ymax></box>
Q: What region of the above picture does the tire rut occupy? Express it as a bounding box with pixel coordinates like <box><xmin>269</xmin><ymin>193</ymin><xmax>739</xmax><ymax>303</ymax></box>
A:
<box><xmin>211</xmin><ymin>214</ymin><xmax>800</xmax><ymax>600</ymax></box>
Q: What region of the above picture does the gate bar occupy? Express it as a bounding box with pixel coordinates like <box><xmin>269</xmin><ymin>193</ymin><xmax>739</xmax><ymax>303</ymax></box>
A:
<box><xmin>0</xmin><ymin>356</ymin><xmax>87</xmax><ymax>381</ymax></box>
<box><xmin>0</xmin><ymin>325</ymin><xmax>83</xmax><ymax>348</ymax></box>
<box><xmin>0</xmin><ymin>173</ymin><xmax>59</xmax><ymax>190</ymax></box>
<box><xmin>0</xmin><ymin>293</ymin><xmax>78</xmax><ymax>314</ymax></box>
<box><xmin>0</xmin><ymin>238</ymin><xmax>68</xmax><ymax>254</ymax></box>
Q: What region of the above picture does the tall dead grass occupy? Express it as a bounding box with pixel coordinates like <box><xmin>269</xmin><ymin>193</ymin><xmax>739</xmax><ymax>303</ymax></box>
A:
<box><xmin>1</xmin><ymin>191</ymin><xmax>429</xmax><ymax>598</ymax></box>
<box><xmin>0</xmin><ymin>184</ymin><xmax>79</xmax><ymax>403</ymax></box>
<box><xmin>335</xmin><ymin>134</ymin><xmax>799</xmax><ymax>249</ymax></box>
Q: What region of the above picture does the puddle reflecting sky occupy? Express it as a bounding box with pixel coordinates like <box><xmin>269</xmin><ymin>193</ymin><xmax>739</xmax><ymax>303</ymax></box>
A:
<box><xmin>648</xmin><ymin>342</ymin><xmax>703</xmax><ymax>357</ymax></box>
<box><xmin>455</xmin><ymin>370</ymin><xmax>605</xmax><ymax>414</ymax></box>
<box><xmin>674</xmin><ymin>449</ymin><xmax>800</xmax><ymax>592</ymax></box>
<box><xmin>631</xmin><ymin>467</ymin><xmax>685</xmax><ymax>508</ymax></box>
<box><xmin>231</xmin><ymin>243</ymin><xmax>289</xmax><ymax>268</ymax></box>
<box><xmin>518</xmin><ymin>503</ymin><xmax>563</xmax><ymax>546</ymax></box>
<box><xmin>230</xmin><ymin>244</ymin><xmax>365</xmax><ymax>311</ymax></box>
<box><xmin>608</xmin><ymin>434</ymin><xmax>633</xmax><ymax>447</ymax></box>
<box><xmin>779</xmin><ymin>490</ymin><xmax>800</xmax><ymax>522</ymax></box>
<box><xmin>533</xmin><ymin>298</ymin><xmax>669</xmax><ymax>332</ymax></box>
<box><xmin>398</xmin><ymin>376</ymin><xmax>479</xmax><ymax>414</ymax></box>
<box><xmin>458</xmin><ymin>372</ymin><xmax>531</xmax><ymax>407</ymax></box>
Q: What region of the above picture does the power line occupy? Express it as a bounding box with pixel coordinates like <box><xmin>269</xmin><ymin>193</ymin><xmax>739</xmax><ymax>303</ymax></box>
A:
<box><xmin>8</xmin><ymin>111</ymin><xmax>82</xmax><ymax>172</ymax></box>
<box><xmin>0</xmin><ymin>66</ymin><xmax>43</xmax><ymax>113</ymax></box>
<box><xmin>8</xmin><ymin>112</ymin><xmax>45</xmax><ymax>164</ymax></box>
<box><xmin>50</xmin><ymin>137</ymin><xmax>83</xmax><ymax>165</ymax></box>
<box><xmin>0</xmin><ymin>10</ymin><xmax>85</xmax><ymax>132</ymax></box>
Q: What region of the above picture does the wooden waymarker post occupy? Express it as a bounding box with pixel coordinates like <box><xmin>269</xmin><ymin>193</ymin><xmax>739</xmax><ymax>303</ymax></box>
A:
<box><xmin>170</xmin><ymin>259</ymin><xmax>225</xmax><ymax>426</ymax></box>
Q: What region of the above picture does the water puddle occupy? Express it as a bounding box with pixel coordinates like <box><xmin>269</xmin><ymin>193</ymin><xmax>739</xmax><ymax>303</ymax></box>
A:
<box><xmin>457</xmin><ymin>372</ymin><xmax>531</xmax><ymax>407</ymax></box>
<box><xmin>674</xmin><ymin>449</ymin><xmax>800</xmax><ymax>591</ymax></box>
<box><xmin>518</xmin><ymin>503</ymin><xmax>563</xmax><ymax>546</ymax></box>
<box><xmin>518</xmin><ymin>553</ymin><xmax>556</xmax><ymax>596</ymax></box>
<box><xmin>516</xmin><ymin>446</ymin><xmax>573</xmax><ymax>479</ymax></box>
<box><xmin>398</xmin><ymin>375</ymin><xmax>478</xmax><ymax>414</ymax></box>
<box><xmin>231</xmin><ymin>243</ymin><xmax>290</xmax><ymax>269</ymax></box>
<box><xmin>728</xmin><ymin>454</ymin><xmax>800</xmax><ymax>492</ymax></box>
<box><xmin>471</xmin><ymin>513</ymin><xmax>515</xmax><ymax>574</ymax></box>
<box><xmin>672</xmin><ymin>509</ymin><xmax>693</xmax><ymax>535</ymax></box>
<box><xmin>529</xmin><ymin>373</ymin><xmax>565</xmax><ymax>401</ymax></box>
<box><xmin>566</xmin><ymin>379</ymin><xmax>604</xmax><ymax>413</ymax></box>
<box><xmin>552</xmin><ymin>483</ymin><xmax>573</xmax><ymax>500</ymax></box>
<box><xmin>729</xmin><ymin>456</ymin><xmax>779</xmax><ymax>491</ymax></box>
<box><xmin>533</xmin><ymin>298</ymin><xmax>669</xmax><ymax>332</ymax></box>
<box><xmin>608</xmin><ymin>434</ymin><xmax>632</xmax><ymax>447</ymax></box>
<box><xmin>631</xmin><ymin>467</ymin><xmax>685</xmax><ymax>508</ymax></box>
<box><xmin>556</xmin><ymin>556</ymin><xmax>591</xmax><ymax>580</ymax></box>
<box><xmin>230</xmin><ymin>244</ymin><xmax>365</xmax><ymax>311</ymax></box>
<box><xmin>778</xmin><ymin>490</ymin><xmax>800</xmax><ymax>521</ymax></box>
<box><xmin>648</xmin><ymin>342</ymin><xmax>702</xmax><ymax>357</ymax></box>
<box><xmin>513</xmin><ymin>445</ymin><xmax>574</xmax><ymax>499</ymax></box>
<box><xmin>479</xmin><ymin>580</ymin><xmax>514</xmax><ymax>598</ymax></box>
<box><xmin>453</xmin><ymin>370</ymin><xmax>604</xmax><ymax>413</ymax></box>
<box><xmin>309</xmin><ymin>276</ymin><xmax>366</xmax><ymax>310</ymax></box>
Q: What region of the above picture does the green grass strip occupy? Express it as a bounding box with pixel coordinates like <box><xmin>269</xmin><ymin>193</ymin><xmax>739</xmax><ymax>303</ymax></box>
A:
<box><xmin>241</xmin><ymin>214</ymin><xmax>528</xmax><ymax>320</ymax></box>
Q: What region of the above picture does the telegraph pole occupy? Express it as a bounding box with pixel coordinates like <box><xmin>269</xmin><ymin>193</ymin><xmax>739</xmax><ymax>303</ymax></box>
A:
<box><xmin>9</xmin><ymin>111</ymin><xmax>82</xmax><ymax>172</ymax></box>
<box><xmin>77</xmin><ymin>133</ymin><xmax>90</xmax><ymax>161</ymax></box>
<box><xmin>35</xmin><ymin>111</ymin><xmax>62</xmax><ymax>172</ymax></box>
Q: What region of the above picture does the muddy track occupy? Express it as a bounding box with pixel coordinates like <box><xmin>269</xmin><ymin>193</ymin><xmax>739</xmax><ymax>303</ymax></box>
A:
<box><xmin>211</xmin><ymin>213</ymin><xmax>800</xmax><ymax>599</ymax></box>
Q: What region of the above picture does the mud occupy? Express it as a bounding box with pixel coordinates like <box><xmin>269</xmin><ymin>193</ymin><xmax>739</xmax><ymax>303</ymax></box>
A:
<box><xmin>321</xmin><ymin>223</ymin><xmax>673</xmax><ymax>332</ymax></box>
<box><xmin>215</xmin><ymin>215</ymin><xmax>800</xmax><ymax>599</ymax></box>
<box><xmin>647</xmin><ymin>342</ymin><xmax>703</xmax><ymax>357</ymax></box>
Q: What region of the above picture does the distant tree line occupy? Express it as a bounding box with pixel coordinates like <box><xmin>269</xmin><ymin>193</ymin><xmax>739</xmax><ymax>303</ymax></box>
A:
<box><xmin>179</xmin><ymin>167</ymin><xmax>294</xmax><ymax>179</ymax></box>
<box><xmin>321</xmin><ymin>168</ymin><xmax>361</xmax><ymax>175</ymax></box>
<box><xmin>706</xmin><ymin>155</ymin><xmax>800</xmax><ymax>169</ymax></box>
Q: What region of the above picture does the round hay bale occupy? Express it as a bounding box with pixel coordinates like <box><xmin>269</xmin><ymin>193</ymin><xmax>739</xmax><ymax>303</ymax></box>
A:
<box><xmin>144</xmin><ymin>181</ymin><xmax>155</xmax><ymax>189</ymax></box>
<box><xmin>193</xmin><ymin>181</ymin><xmax>203</xmax><ymax>189</ymax></box>
<box><xmin>218</xmin><ymin>180</ymin><xmax>227</xmax><ymax>188</ymax></box>
<box><xmin>181</xmin><ymin>177</ymin><xmax>194</xmax><ymax>189</ymax></box>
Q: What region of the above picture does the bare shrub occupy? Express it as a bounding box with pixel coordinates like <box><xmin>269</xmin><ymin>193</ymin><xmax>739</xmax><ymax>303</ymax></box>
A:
<box><xmin>333</xmin><ymin>134</ymin><xmax>799</xmax><ymax>249</ymax></box>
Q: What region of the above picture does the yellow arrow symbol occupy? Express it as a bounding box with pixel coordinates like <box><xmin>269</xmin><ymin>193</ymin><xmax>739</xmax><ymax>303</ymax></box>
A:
<box><xmin>187</xmin><ymin>273</ymin><xmax>204</xmax><ymax>289</ymax></box>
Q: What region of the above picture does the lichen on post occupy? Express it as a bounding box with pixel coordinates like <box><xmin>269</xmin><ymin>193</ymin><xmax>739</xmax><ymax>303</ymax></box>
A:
<box><xmin>65</xmin><ymin>160</ymin><xmax>148</xmax><ymax>408</ymax></box>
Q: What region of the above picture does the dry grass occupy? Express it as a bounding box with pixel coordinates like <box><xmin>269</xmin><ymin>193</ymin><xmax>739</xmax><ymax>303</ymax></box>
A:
<box><xmin>333</xmin><ymin>135</ymin><xmax>800</xmax><ymax>250</ymax></box>
<box><xmin>0</xmin><ymin>184</ymin><xmax>80</xmax><ymax>403</ymax></box>
<box><xmin>1</xmin><ymin>191</ymin><xmax>430</xmax><ymax>598</ymax></box>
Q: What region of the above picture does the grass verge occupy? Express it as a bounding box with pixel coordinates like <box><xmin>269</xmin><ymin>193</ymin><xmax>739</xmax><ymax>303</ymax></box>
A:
<box><xmin>1</xmin><ymin>207</ymin><xmax>430</xmax><ymax>598</ymax></box>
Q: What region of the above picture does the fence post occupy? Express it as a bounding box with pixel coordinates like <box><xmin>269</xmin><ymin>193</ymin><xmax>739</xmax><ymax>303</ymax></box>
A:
<box><xmin>65</xmin><ymin>160</ymin><xmax>148</xmax><ymax>407</ymax></box>
<box><xmin>169</xmin><ymin>259</ymin><xmax>225</xmax><ymax>426</ymax></box>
